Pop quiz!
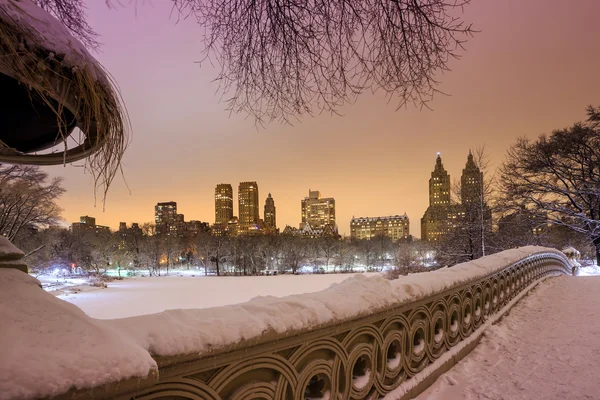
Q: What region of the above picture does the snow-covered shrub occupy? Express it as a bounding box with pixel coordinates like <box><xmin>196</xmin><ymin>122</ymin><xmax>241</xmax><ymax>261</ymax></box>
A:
<box><xmin>88</xmin><ymin>277</ymin><xmax>108</xmax><ymax>288</ymax></box>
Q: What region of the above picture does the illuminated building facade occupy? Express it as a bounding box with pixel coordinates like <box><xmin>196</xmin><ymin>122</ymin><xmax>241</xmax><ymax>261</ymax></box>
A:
<box><xmin>301</xmin><ymin>190</ymin><xmax>336</xmax><ymax>231</ymax></box>
<box><xmin>350</xmin><ymin>214</ymin><xmax>410</xmax><ymax>241</ymax></box>
<box><xmin>238</xmin><ymin>181</ymin><xmax>260</xmax><ymax>234</ymax></box>
<box><xmin>215</xmin><ymin>184</ymin><xmax>234</xmax><ymax>225</ymax></box>
<box><xmin>264</xmin><ymin>193</ymin><xmax>277</xmax><ymax>233</ymax></box>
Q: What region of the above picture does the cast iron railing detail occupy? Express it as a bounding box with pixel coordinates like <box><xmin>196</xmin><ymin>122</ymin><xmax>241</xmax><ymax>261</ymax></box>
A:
<box><xmin>126</xmin><ymin>252</ymin><xmax>570</xmax><ymax>400</ymax></box>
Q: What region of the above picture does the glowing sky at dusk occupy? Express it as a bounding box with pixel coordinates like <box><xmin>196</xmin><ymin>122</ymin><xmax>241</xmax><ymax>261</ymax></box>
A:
<box><xmin>44</xmin><ymin>0</ymin><xmax>600</xmax><ymax>237</ymax></box>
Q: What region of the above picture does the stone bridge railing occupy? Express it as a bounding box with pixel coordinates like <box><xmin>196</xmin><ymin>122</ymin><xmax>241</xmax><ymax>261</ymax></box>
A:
<box><xmin>110</xmin><ymin>250</ymin><xmax>570</xmax><ymax>400</ymax></box>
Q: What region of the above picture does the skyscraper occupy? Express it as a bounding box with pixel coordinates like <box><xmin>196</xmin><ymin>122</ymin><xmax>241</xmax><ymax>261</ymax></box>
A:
<box><xmin>264</xmin><ymin>193</ymin><xmax>276</xmax><ymax>232</ymax></box>
<box><xmin>301</xmin><ymin>190</ymin><xmax>336</xmax><ymax>231</ymax></box>
<box><xmin>155</xmin><ymin>201</ymin><xmax>177</xmax><ymax>235</ymax></box>
<box><xmin>461</xmin><ymin>150</ymin><xmax>484</xmax><ymax>205</ymax></box>
<box><xmin>421</xmin><ymin>154</ymin><xmax>464</xmax><ymax>241</ymax></box>
<box><xmin>215</xmin><ymin>184</ymin><xmax>234</xmax><ymax>225</ymax></box>
<box><xmin>238</xmin><ymin>181</ymin><xmax>259</xmax><ymax>234</ymax></box>
<box><xmin>429</xmin><ymin>153</ymin><xmax>451</xmax><ymax>207</ymax></box>
<box><xmin>155</xmin><ymin>201</ymin><xmax>177</xmax><ymax>225</ymax></box>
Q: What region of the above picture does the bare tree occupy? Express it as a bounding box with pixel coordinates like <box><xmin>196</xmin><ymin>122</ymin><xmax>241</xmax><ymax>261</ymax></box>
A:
<box><xmin>357</xmin><ymin>239</ymin><xmax>377</xmax><ymax>271</ymax></box>
<box><xmin>35</xmin><ymin>0</ymin><xmax>474</xmax><ymax>124</ymax></box>
<box><xmin>280</xmin><ymin>236</ymin><xmax>307</xmax><ymax>274</ymax></box>
<box><xmin>437</xmin><ymin>147</ymin><xmax>494</xmax><ymax>265</ymax></box>
<box><xmin>0</xmin><ymin>164</ymin><xmax>64</xmax><ymax>241</ymax></box>
<box><xmin>501</xmin><ymin>105</ymin><xmax>600</xmax><ymax>262</ymax></box>
<box><xmin>335</xmin><ymin>239</ymin><xmax>356</xmax><ymax>273</ymax></box>
<box><xmin>320</xmin><ymin>236</ymin><xmax>339</xmax><ymax>272</ymax></box>
<box><xmin>172</xmin><ymin>0</ymin><xmax>474</xmax><ymax>123</ymax></box>
<box><xmin>209</xmin><ymin>235</ymin><xmax>228</xmax><ymax>276</ymax></box>
<box><xmin>393</xmin><ymin>242</ymin><xmax>416</xmax><ymax>275</ymax></box>
<box><xmin>32</xmin><ymin>0</ymin><xmax>100</xmax><ymax>49</ymax></box>
<box><xmin>85</xmin><ymin>230</ymin><xmax>116</xmax><ymax>275</ymax></box>
<box><xmin>139</xmin><ymin>223</ymin><xmax>163</xmax><ymax>276</ymax></box>
<box><xmin>192</xmin><ymin>232</ymin><xmax>214</xmax><ymax>276</ymax></box>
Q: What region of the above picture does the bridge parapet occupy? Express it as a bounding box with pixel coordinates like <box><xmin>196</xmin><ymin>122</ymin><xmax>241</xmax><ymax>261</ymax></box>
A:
<box><xmin>0</xmin><ymin>237</ymin><xmax>27</xmax><ymax>273</ymax></box>
<box><xmin>115</xmin><ymin>249</ymin><xmax>570</xmax><ymax>400</ymax></box>
<box><xmin>0</xmin><ymin>246</ymin><xmax>571</xmax><ymax>400</ymax></box>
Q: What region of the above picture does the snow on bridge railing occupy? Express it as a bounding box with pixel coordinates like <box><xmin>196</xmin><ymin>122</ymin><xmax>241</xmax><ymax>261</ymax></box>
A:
<box><xmin>0</xmin><ymin>246</ymin><xmax>572</xmax><ymax>400</ymax></box>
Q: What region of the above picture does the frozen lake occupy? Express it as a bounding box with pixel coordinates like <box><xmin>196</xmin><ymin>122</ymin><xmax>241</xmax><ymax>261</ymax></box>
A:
<box><xmin>42</xmin><ymin>272</ymin><xmax>379</xmax><ymax>319</ymax></box>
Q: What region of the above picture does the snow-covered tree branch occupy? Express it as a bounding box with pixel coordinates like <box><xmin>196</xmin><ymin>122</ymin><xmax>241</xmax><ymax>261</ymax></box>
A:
<box><xmin>500</xmin><ymin>105</ymin><xmax>600</xmax><ymax>261</ymax></box>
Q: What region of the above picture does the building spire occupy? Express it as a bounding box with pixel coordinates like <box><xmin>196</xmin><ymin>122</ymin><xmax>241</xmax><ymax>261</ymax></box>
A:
<box><xmin>434</xmin><ymin>152</ymin><xmax>445</xmax><ymax>172</ymax></box>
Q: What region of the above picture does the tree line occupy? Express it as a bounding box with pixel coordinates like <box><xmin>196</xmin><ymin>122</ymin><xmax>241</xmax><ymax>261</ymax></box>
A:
<box><xmin>16</xmin><ymin>226</ymin><xmax>435</xmax><ymax>277</ymax></box>
<box><xmin>3</xmin><ymin>104</ymin><xmax>600</xmax><ymax>275</ymax></box>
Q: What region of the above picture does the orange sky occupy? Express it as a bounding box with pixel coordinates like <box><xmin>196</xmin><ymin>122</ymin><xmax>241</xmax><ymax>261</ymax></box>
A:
<box><xmin>44</xmin><ymin>0</ymin><xmax>600</xmax><ymax>237</ymax></box>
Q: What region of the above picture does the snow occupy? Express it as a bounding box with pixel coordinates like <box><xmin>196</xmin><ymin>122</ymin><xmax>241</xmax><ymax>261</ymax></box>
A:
<box><xmin>0</xmin><ymin>236</ymin><xmax>23</xmax><ymax>259</ymax></box>
<box><xmin>103</xmin><ymin>246</ymin><xmax>567</xmax><ymax>358</ymax></box>
<box><xmin>0</xmin><ymin>0</ymin><xmax>103</xmax><ymax>77</ymax></box>
<box><xmin>413</xmin><ymin>339</ymin><xmax>425</xmax><ymax>355</ymax></box>
<box><xmin>0</xmin><ymin>246</ymin><xmax>571</xmax><ymax>398</ymax></box>
<box><xmin>388</xmin><ymin>353</ymin><xmax>401</xmax><ymax>369</ymax></box>
<box><xmin>434</xmin><ymin>329</ymin><xmax>444</xmax><ymax>344</ymax></box>
<box><xmin>415</xmin><ymin>276</ymin><xmax>600</xmax><ymax>400</ymax></box>
<box><xmin>578</xmin><ymin>264</ymin><xmax>600</xmax><ymax>276</ymax></box>
<box><xmin>353</xmin><ymin>369</ymin><xmax>371</xmax><ymax>390</ymax></box>
<box><xmin>383</xmin><ymin>275</ymin><xmax>557</xmax><ymax>399</ymax></box>
<box><xmin>0</xmin><ymin>269</ymin><xmax>156</xmax><ymax>400</ymax></box>
<box><xmin>54</xmin><ymin>273</ymin><xmax>380</xmax><ymax>319</ymax></box>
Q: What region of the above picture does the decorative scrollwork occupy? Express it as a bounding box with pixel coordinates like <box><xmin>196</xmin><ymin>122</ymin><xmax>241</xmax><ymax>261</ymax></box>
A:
<box><xmin>129</xmin><ymin>252</ymin><xmax>571</xmax><ymax>400</ymax></box>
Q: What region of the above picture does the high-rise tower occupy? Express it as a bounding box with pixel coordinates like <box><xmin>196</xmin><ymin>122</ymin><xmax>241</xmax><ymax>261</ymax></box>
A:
<box><xmin>264</xmin><ymin>193</ymin><xmax>276</xmax><ymax>232</ymax></box>
<box><xmin>429</xmin><ymin>153</ymin><xmax>451</xmax><ymax>207</ymax></box>
<box><xmin>215</xmin><ymin>184</ymin><xmax>234</xmax><ymax>225</ymax></box>
<box><xmin>460</xmin><ymin>150</ymin><xmax>484</xmax><ymax>205</ymax></box>
<box><xmin>301</xmin><ymin>190</ymin><xmax>336</xmax><ymax>230</ymax></box>
<box><xmin>421</xmin><ymin>154</ymin><xmax>464</xmax><ymax>241</ymax></box>
<box><xmin>155</xmin><ymin>201</ymin><xmax>178</xmax><ymax>235</ymax></box>
<box><xmin>155</xmin><ymin>202</ymin><xmax>177</xmax><ymax>225</ymax></box>
<box><xmin>238</xmin><ymin>181</ymin><xmax>259</xmax><ymax>234</ymax></box>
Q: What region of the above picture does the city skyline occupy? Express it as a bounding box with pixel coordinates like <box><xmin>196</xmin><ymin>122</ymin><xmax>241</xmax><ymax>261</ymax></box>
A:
<box><xmin>43</xmin><ymin>0</ymin><xmax>600</xmax><ymax>238</ymax></box>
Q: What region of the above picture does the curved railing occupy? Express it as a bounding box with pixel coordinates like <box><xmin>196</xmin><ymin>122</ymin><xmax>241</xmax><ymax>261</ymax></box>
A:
<box><xmin>112</xmin><ymin>250</ymin><xmax>570</xmax><ymax>400</ymax></box>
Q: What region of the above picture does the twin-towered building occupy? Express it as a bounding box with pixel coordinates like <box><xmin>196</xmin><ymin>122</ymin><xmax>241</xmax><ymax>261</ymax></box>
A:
<box><xmin>421</xmin><ymin>151</ymin><xmax>487</xmax><ymax>241</ymax></box>
<box><xmin>213</xmin><ymin>182</ymin><xmax>277</xmax><ymax>235</ymax></box>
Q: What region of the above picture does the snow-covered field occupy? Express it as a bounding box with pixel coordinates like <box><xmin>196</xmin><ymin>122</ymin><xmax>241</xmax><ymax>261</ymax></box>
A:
<box><xmin>42</xmin><ymin>272</ymin><xmax>379</xmax><ymax>319</ymax></box>
<box><xmin>579</xmin><ymin>264</ymin><xmax>600</xmax><ymax>276</ymax></box>
<box><xmin>415</xmin><ymin>275</ymin><xmax>600</xmax><ymax>400</ymax></box>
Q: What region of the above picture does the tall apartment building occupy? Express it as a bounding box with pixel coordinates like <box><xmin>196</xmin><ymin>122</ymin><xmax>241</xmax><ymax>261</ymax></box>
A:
<box><xmin>215</xmin><ymin>184</ymin><xmax>234</xmax><ymax>225</ymax></box>
<box><xmin>461</xmin><ymin>150</ymin><xmax>484</xmax><ymax>205</ymax></box>
<box><xmin>155</xmin><ymin>202</ymin><xmax>177</xmax><ymax>225</ymax></box>
<box><xmin>350</xmin><ymin>214</ymin><xmax>410</xmax><ymax>241</ymax></box>
<box><xmin>421</xmin><ymin>154</ymin><xmax>462</xmax><ymax>241</ymax></box>
<box><xmin>429</xmin><ymin>153</ymin><xmax>451</xmax><ymax>206</ymax></box>
<box><xmin>155</xmin><ymin>201</ymin><xmax>177</xmax><ymax>235</ymax></box>
<box><xmin>301</xmin><ymin>190</ymin><xmax>336</xmax><ymax>231</ymax></box>
<box><xmin>264</xmin><ymin>193</ymin><xmax>277</xmax><ymax>232</ymax></box>
<box><xmin>421</xmin><ymin>152</ymin><xmax>489</xmax><ymax>241</ymax></box>
<box><xmin>238</xmin><ymin>181</ymin><xmax>260</xmax><ymax>234</ymax></box>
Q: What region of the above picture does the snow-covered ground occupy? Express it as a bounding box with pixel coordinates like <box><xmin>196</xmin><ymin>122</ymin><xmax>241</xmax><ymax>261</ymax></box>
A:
<box><xmin>0</xmin><ymin>246</ymin><xmax>581</xmax><ymax>399</ymax></box>
<box><xmin>415</xmin><ymin>275</ymin><xmax>600</xmax><ymax>400</ymax></box>
<box><xmin>44</xmin><ymin>272</ymin><xmax>379</xmax><ymax>319</ymax></box>
<box><xmin>578</xmin><ymin>264</ymin><xmax>600</xmax><ymax>276</ymax></box>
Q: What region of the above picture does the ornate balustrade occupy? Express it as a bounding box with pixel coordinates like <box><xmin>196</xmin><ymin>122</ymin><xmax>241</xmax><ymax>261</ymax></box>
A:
<box><xmin>115</xmin><ymin>251</ymin><xmax>570</xmax><ymax>400</ymax></box>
